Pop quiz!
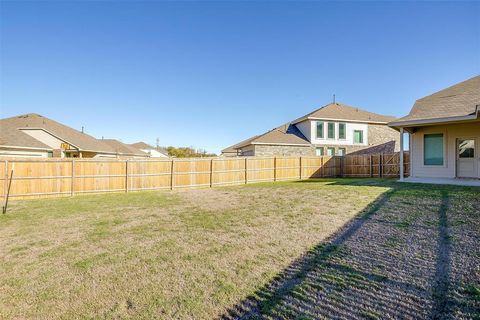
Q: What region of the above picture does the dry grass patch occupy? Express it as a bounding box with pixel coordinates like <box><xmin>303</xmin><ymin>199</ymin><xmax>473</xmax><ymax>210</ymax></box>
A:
<box><xmin>0</xmin><ymin>179</ymin><xmax>388</xmax><ymax>319</ymax></box>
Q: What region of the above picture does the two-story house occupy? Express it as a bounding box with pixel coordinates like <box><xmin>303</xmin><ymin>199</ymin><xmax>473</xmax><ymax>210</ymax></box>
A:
<box><xmin>222</xmin><ymin>102</ymin><xmax>400</xmax><ymax>157</ymax></box>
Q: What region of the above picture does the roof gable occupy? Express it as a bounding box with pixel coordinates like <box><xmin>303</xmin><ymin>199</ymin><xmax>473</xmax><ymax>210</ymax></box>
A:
<box><xmin>293</xmin><ymin>102</ymin><xmax>397</xmax><ymax>124</ymax></box>
<box><xmin>129</xmin><ymin>142</ymin><xmax>169</xmax><ymax>156</ymax></box>
<box><xmin>101</xmin><ymin>139</ymin><xmax>147</xmax><ymax>156</ymax></box>
<box><xmin>391</xmin><ymin>75</ymin><xmax>480</xmax><ymax>125</ymax></box>
<box><xmin>222</xmin><ymin>123</ymin><xmax>309</xmax><ymax>152</ymax></box>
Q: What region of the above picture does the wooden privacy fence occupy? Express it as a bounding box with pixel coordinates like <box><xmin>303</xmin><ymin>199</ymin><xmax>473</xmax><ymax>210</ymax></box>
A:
<box><xmin>0</xmin><ymin>153</ymin><xmax>409</xmax><ymax>200</ymax></box>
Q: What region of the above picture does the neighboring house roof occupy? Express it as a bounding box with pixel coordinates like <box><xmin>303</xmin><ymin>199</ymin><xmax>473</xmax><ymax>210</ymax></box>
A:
<box><xmin>129</xmin><ymin>142</ymin><xmax>169</xmax><ymax>157</ymax></box>
<box><xmin>389</xmin><ymin>75</ymin><xmax>480</xmax><ymax>127</ymax></box>
<box><xmin>222</xmin><ymin>136</ymin><xmax>261</xmax><ymax>153</ymax></box>
<box><xmin>130</xmin><ymin>142</ymin><xmax>154</xmax><ymax>149</ymax></box>
<box><xmin>222</xmin><ymin>123</ymin><xmax>309</xmax><ymax>153</ymax></box>
<box><xmin>101</xmin><ymin>139</ymin><xmax>147</xmax><ymax>156</ymax></box>
<box><xmin>0</xmin><ymin>127</ymin><xmax>52</xmax><ymax>150</ymax></box>
<box><xmin>0</xmin><ymin>113</ymin><xmax>117</xmax><ymax>153</ymax></box>
<box><xmin>292</xmin><ymin>102</ymin><xmax>397</xmax><ymax>124</ymax></box>
<box><xmin>222</xmin><ymin>102</ymin><xmax>395</xmax><ymax>153</ymax></box>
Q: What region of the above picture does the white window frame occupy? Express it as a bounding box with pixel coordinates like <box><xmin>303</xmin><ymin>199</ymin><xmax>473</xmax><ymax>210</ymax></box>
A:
<box><xmin>327</xmin><ymin>122</ymin><xmax>336</xmax><ymax>140</ymax></box>
<box><xmin>421</xmin><ymin>131</ymin><xmax>447</xmax><ymax>168</ymax></box>
<box><xmin>338</xmin><ymin>123</ymin><xmax>346</xmax><ymax>140</ymax></box>
<box><xmin>353</xmin><ymin>130</ymin><xmax>364</xmax><ymax>144</ymax></box>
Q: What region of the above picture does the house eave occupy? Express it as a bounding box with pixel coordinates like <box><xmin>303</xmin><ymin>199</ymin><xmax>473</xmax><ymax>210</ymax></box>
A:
<box><xmin>18</xmin><ymin>127</ymin><xmax>81</xmax><ymax>150</ymax></box>
<box><xmin>251</xmin><ymin>142</ymin><xmax>311</xmax><ymax>147</ymax></box>
<box><xmin>388</xmin><ymin>112</ymin><xmax>479</xmax><ymax>128</ymax></box>
<box><xmin>0</xmin><ymin>145</ymin><xmax>53</xmax><ymax>151</ymax></box>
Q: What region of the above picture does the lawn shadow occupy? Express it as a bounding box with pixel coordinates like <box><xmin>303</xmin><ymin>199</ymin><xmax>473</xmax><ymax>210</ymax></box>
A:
<box><xmin>221</xmin><ymin>180</ymin><xmax>466</xmax><ymax>319</ymax></box>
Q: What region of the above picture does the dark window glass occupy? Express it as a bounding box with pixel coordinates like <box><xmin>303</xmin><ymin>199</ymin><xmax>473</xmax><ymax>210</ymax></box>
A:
<box><xmin>424</xmin><ymin>134</ymin><xmax>444</xmax><ymax>165</ymax></box>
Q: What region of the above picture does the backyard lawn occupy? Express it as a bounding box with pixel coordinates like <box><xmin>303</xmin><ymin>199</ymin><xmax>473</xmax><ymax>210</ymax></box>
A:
<box><xmin>0</xmin><ymin>179</ymin><xmax>479</xmax><ymax>319</ymax></box>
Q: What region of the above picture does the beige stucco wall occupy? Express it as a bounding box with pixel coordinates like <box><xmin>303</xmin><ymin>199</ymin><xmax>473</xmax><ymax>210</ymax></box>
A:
<box><xmin>410</xmin><ymin>122</ymin><xmax>480</xmax><ymax>178</ymax></box>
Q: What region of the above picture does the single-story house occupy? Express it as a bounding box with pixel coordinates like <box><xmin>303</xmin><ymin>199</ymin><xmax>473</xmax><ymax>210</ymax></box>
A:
<box><xmin>389</xmin><ymin>75</ymin><xmax>480</xmax><ymax>181</ymax></box>
<box><xmin>0</xmin><ymin>113</ymin><xmax>149</xmax><ymax>158</ymax></box>
<box><xmin>101</xmin><ymin>139</ymin><xmax>150</xmax><ymax>158</ymax></box>
<box><xmin>222</xmin><ymin>102</ymin><xmax>400</xmax><ymax>157</ymax></box>
<box><xmin>129</xmin><ymin>142</ymin><xmax>169</xmax><ymax>158</ymax></box>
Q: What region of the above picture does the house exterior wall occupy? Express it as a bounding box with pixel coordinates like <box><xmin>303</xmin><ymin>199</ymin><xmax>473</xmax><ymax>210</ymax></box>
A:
<box><xmin>229</xmin><ymin>121</ymin><xmax>400</xmax><ymax>157</ymax></box>
<box><xmin>307</xmin><ymin>120</ymin><xmax>369</xmax><ymax>147</ymax></box>
<box><xmin>295</xmin><ymin>121</ymin><xmax>312</xmax><ymax>141</ymax></box>
<box><xmin>238</xmin><ymin>145</ymin><xmax>256</xmax><ymax>156</ymax></box>
<box><xmin>296</xmin><ymin>120</ymin><xmax>399</xmax><ymax>151</ymax></box>
<box><xmin>410</xmin><ymin>122</ymin><xmax>480</xmax><ymax>178</ymax></box>
<box><xmin>368</xmin><ymin>124</ymin><xmax>400</xmax><ymax>151</ymax></box>
<box><xmin>20</xmin><ymin>129</ymin><xmax>67</xmax><ymax>149</ymax></box>
<box><xmin>0</xmin><ymin>147</ymin><xmax>50</xmax><ymax>158</ymax></box>
<box><xmin>251</xmin><ymin>145</ymin><xmax>314</xmax><ymax>157</ymax></box>
<box><xmin>140</xmin><ymin>148</ymin><xmax>168</xmax><ymax>158</ymax></box>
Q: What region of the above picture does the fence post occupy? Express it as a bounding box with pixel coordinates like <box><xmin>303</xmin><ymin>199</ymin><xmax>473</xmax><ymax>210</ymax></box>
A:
<box><xmin>210</xmin><ymin>158</ymin><xmax>213</xmax><ymax>188</ymax></box>
<box><xmin>3</xmin><ymin>160</ymin><xmax>8</xmax><ymax>200</ymax></box>
<box><xmin>71</xmin><ymin>160</ymin><xmax>75</xmax><ymax>196</ymax></box>
<box><xmin>379</xmin><ymin>154</ymin><xmax>383</xmax><ymax>178</ymax></box>
<box><xmin>369</xmin><ymin>155</ymin><xmax>373</xmax><ymax>178</ymax></box>
<box><xmin>299</xmin><ymin>156</ymin><xmax>302</xmax><ymax>180</ymax></box>
<box><xmin>273</xmin><ymin>157</ymin><xmax>277</xmax><ymax>182</ymax></box>
<box><xmin>125</xmin><ymin>160</ymin><xmax>129</xmax><ymax>192</ymax></box>
<box><xmin>321</xmin><ymin>156</ymin><xmax>324</xmax><ymax>177</ymax></box>
<box><xmin>244</xmin><ymin>158</ymin><xmax>248</xmax><ymax>184</ymax></box>
<box><xmin>170</xmin><ymin>160</ymin><xmax>174</xmax><ymax>190</ymax></box>
<box><xmin>334</xmin><ymin>157</ymin><xmax>337</xmax><ymax>177</ymax></box>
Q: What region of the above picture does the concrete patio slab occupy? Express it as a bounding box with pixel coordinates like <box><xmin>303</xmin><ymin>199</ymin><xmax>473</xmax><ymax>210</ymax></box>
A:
<box><xmin>401</xmin><ymin>177</ymin><xmax>480</xmax><ymax>187</ymax></box>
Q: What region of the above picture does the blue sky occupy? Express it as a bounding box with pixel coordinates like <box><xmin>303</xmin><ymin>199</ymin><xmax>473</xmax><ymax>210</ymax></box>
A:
<box><xmin>1</xmin><ymin>1</ymin><xmax>479</xmax><ymax>153</ymax></box>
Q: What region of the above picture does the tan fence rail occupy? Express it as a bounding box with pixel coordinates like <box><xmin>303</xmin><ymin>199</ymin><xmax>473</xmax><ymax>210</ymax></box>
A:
<box><xmin>0</xmin><ymin>153</ymin><xmax>409</xmax><ymax>200</ymax></box>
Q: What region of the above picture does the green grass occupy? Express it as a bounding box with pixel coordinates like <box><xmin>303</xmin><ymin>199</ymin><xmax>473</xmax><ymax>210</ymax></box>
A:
<box><xmin>0</xmin><ymin>178</ymin><xmax>478</xmax><ymax>319</ymax></box>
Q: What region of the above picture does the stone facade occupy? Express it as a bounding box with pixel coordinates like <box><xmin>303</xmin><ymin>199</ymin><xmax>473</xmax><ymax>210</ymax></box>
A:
<box><xmin>236</xmin><ymin>124</ymin><xmax>400</xmax><ymax>157</ymax></box>
<box><xmin>367</xmin><ymin>124</ymin><xmax>400</xmax><ymax>152</ymax></box>
<box><xmin>240</xmin><ymin>144</ymin><xmax>315</xmax><ymax>157</ymax></box>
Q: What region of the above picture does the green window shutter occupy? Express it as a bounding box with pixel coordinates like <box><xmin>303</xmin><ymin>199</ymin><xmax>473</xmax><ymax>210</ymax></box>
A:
<box><xmin>315</xmin><ymin>147</ymin><xmax>324</xmax><ymax>156</ymax></box>
<box><xmin>339</xmin><ymin>123</ymin><xmax>346</xmax><ymax>140</ymax></box>
<box><xmin>316</xmin><ymin>122</ymin><xmax>324</xmax><ymax>139</ymax></box>
<box><xmin>328</xmin><ymin>123</ymin><xmax>335</xmax><ymax>139</ymax></box>
<box><xmin>354</xmin><ymin>130</ymin><xmax>363</xmax><ymax>144</ymax></box>
<box><xmin>424</xmin><ymin>134</ymin><xmax>444</xmax><ymax>165</ymax></box>
<box><xmin>327</xmin><ymin>147</ymin><xmax>335</xmax><ymax>156</ymax></box>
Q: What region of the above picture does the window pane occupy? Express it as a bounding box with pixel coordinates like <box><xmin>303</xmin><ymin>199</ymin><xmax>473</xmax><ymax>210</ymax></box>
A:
<box><xmin>338</xmin><ymin>148</ymin><xmax>346</xmax><ymax>156</ymax></box>
<box><xmin>424</xmin><ymin>134</ymin><xmax>444</xmax><ymax>165</ymax></box>
<box><xmin>315</xmin><ymin>147</ymin><xmax>324</xmax><ymax>156</ymax></box>
<box><xmin>327</xmin><ymin>147</ymin><xmax>335</xmax><ymax>156</ymax></box>
<box><xmin>458</xmin><ymin>139</ymin><xmax>475</xmax><ymax>158</ymax></box>
<box><xmin>354</xmin><ymin>130</ymin><xmax>363</xmax><ymax>143</ymax></box>
<box><xmin>316</xmin><ymin>122</ymin><xmax>324</xmax><ymax>139</ymax></box>
<box><xmin>339</xmin><ymin>123</ymin><xmax>346</xmax><ymax>140</ymax></box>
<box><xmin>328</xmin><ymin>123</ymin><xmax>335</xmax><ymax>139</ymax></box>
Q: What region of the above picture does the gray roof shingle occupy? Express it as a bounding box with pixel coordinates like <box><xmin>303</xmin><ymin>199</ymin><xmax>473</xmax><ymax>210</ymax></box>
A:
<box><xmin>0</xmin><ymin>113</ymin><xmax>116</xmax><ymax>153</ymax></box>
<box><xmin>293</xmin><ymin>102</ymin><xmax>397</xmax><ymax>124</ymax></box>
<box><xmin>101</xmin><ymin>139</ymin><xmax>147</xmax><ymax>156</ymax></box>
<box><xmin>390</xmin><ymin>75</ymin><xmax>480</xmax><ymax>125</ymax></box>
<box><xmin>223</xmin><ymin>102</ymin><xmax>394</xmax><ymax>153</ymax></box>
